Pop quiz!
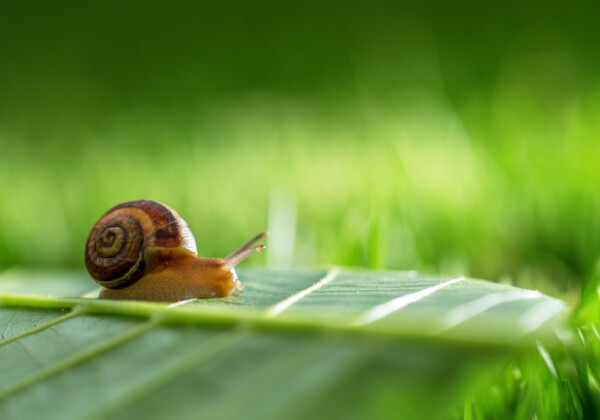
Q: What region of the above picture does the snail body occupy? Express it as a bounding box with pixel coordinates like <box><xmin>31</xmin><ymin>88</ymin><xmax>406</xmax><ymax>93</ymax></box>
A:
<box><xmin>84</xmin><ymin>200</ymin><xmax>266</xmax><ymax>302</ymax></box>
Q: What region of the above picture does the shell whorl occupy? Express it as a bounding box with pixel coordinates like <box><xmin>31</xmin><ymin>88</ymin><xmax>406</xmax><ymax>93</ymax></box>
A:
<box><xmin>84</xmin><ymin>200</ymin><xmax>197</xmax><ymax>289</ymax></box>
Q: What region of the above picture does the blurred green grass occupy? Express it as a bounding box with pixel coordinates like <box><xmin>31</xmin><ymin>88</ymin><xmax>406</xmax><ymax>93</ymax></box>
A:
<box><xmin>1</xmin><ymin>0</ymin><xmax>599</xmax><ymax>303</ymax></box>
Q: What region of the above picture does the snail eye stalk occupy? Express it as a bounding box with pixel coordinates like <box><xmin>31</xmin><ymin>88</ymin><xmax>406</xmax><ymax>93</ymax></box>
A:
<box><xmin>224</xmin><ymin>231</ymin><xmax>268</xmax><ymax>267</ymax></box>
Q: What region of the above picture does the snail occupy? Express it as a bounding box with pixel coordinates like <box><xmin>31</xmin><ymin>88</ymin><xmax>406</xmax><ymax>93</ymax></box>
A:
<box><xmin>84</xmin><ymin>200</ymin><xmax>266</xmax><ymax>302</ymax></box>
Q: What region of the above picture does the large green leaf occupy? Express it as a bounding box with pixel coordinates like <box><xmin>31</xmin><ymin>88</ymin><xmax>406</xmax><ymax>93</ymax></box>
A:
<box><xmin>0</xmin><ymin>268</ymin><xmax>568</xmax><ymax>419</ymax></box>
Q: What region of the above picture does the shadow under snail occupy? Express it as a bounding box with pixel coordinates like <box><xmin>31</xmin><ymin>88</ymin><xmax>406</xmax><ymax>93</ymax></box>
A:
<box><xmin>84</xmin><ymin>200</ymin><xmax>266</xmax><ymax>302</ymax></box>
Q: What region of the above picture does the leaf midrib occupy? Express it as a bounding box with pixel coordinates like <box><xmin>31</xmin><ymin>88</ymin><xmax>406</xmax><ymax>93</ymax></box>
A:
<box><xmin>0</xmin><ymin>291</ymin><xmax>561</xmax><ymax>350</ymax></box>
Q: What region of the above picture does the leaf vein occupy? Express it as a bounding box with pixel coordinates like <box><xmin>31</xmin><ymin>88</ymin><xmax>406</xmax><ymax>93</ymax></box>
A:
<box><xmin>0</xmin><ymin>308</ymin><xmax>86</xmax><ymax>348</ymax></box>
<box><xmin>0</xmin><ymin>318</ymin><xmax>158</xmax><ymax>401</ymax></box>
<box><xmin>352</xmin><ymin>277</ymin><xmax>465</xmax><ymax>326</ymax></box>
<box><xmin>266</xmin><ymin>267</ymin><xmax>340</xmax><ymax>318</ymax></box>
<box><xmin>83</xmin><ymin>329</ymin><xmax>249</xmax><ymax>420</ymax></box>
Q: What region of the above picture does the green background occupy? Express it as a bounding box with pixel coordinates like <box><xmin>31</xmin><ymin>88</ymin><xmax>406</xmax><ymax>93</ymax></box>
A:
<box><xmin>1</xmin><ymin>0</ymin><xmax>599</xmax><ymax>301</ymax></box>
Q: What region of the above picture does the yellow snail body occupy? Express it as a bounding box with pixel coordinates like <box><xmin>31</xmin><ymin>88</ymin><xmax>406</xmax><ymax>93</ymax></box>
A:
<box><xmin>84</xmin><ymin>200</ymin><xmax>266</xmax><ymax>302</ymax></box>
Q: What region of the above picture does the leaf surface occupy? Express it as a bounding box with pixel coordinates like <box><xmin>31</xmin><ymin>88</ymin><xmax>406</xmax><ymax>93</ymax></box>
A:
<box><xmin>0</xmin><ymin>268</ymin><xmax>568</xmax><ymax>419</ymax></box>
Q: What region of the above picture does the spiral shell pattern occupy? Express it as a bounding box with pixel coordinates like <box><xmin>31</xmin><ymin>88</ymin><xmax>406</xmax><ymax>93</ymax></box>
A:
<box><xmin>84</xmin><ymin>200</ymin><xmax>197</xmax><ymax>289</ymax></box>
